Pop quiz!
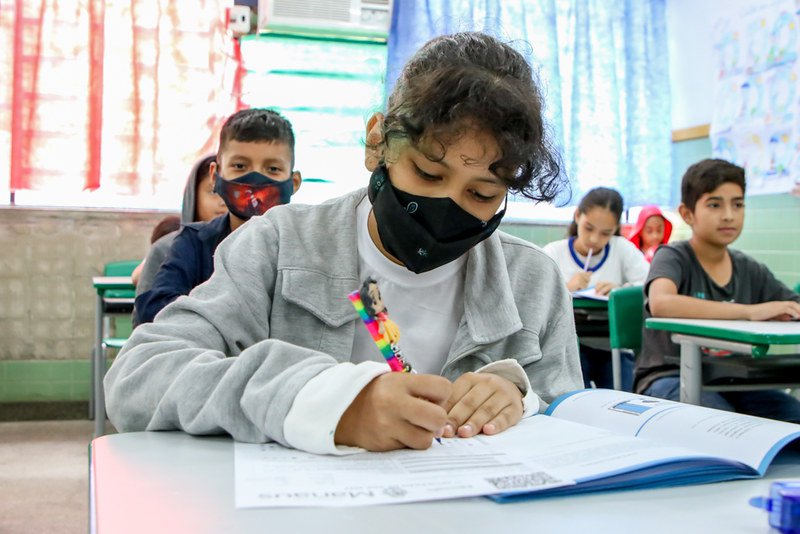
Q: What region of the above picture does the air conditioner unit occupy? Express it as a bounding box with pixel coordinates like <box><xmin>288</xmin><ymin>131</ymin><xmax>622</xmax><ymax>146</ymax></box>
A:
<box><xmin>257</xmin><ymin>0</ymin><xmax>391</xmax><ymax>40</ymax></box>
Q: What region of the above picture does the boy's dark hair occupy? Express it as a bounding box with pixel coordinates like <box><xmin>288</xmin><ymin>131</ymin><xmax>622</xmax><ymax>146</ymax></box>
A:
<box><xmin>218</xmin><ymin>108</ymin><xmax>296</xmax><ymax>165</ymax></box>
<box><xmin>150</xmin><ymin>215</ymin><xmax>181</xmax><ymax>244</ymax></box>
<box><xmin>567</xmin><ymin>187</ymin><xmax>624</xmax><ymax>237</ymax></box>
<box><xmin>380</xmin><ymin>32</ymin><xmax>565</xmax><ymax>202</ymax></box>
<box><xmin>681</xmin><ymin>158</ymin><xmax>746</xmax><ymax>211</ymax></box>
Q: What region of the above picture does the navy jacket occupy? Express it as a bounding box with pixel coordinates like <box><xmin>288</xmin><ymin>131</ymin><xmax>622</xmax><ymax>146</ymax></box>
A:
<box><xmin>135</xmin><ymin>214</ymin><xmax>232</xmax><ymax>325</ymax></box>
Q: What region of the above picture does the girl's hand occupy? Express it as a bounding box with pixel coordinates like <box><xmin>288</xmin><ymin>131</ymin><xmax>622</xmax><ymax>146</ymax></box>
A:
<box><xmin>594</xmin><ymin>281</ymin><xmax>619</xmax><ymax>296</ymax></box>
<box><xmin>747</xmin><ymin>301</ymin><xmax>800</xmax><ymax>321</ymax></box>
<box><xmin>441</xmin><ymin>372</ymin><xmax>523</xmax><ymax>438</ymax></box>
<box><xmin>567</xmin><ymin>271</ymin><xmax>592</xmax><ymax>292</ymax></box>
<box><xmin>334</xmin><ymin>373</ymin><xmax>451</xmax><ymax>451</ymax></box>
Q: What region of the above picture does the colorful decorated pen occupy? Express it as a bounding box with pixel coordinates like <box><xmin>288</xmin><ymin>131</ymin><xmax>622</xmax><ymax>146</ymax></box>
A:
<box><xmin>348</xmin><ymin>278</ymin><xmax>412</xmax><ymax>373</ymax></box>
<box><xmin>349</xmin><ymin>278</ymin><xmax>442</xmax><ymax>443</ymax></box>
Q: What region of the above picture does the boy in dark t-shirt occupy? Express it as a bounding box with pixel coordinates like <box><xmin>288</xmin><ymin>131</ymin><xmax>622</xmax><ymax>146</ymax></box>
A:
<box><xmin>638</xmin><ymin>158</ymin><xmax>800</xmax><ymax>422</ymax></box>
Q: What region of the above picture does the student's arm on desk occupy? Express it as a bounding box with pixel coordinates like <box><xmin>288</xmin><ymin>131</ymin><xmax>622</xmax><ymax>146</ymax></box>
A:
<box><xmin>648</xmin><ymin>277</ymin><xmax>800</xmax><ymax>320</ymax></box>
<box><xmin>105</xmin><ymin>216</ymin><xmax>453</xmax><ymax>453</ymax></box>
<box><xmin>105</xmin><ymin>218</ymin><xmax>352</xmax><ymax>446</ymax></box>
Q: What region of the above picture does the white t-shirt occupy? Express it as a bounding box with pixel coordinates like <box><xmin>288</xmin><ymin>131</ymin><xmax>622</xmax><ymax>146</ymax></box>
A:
<box><xmin>542</xmin><ymin>235</ymin><xmax>649</xmax><ymax>287</ymax></box>
<box><xmin>282</xmin><ymin>197</ymin><xmax>538</xmax><ymax>455</ymax></box>
<box><xmin>349</xmin><ymin>196</ymin><xmax>466</xmax><ymax>374</ymax></box>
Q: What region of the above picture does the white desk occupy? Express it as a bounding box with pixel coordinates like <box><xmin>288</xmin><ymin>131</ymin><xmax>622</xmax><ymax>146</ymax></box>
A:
<box><xmin>646</xmin><ymin>318</ymin><xmax>800</xmax><ymax>405</ymax></box>
<box><xmin>90</xmin><ymin>431</ymin><xmax>799</xmax><ymax>534</ymax></box>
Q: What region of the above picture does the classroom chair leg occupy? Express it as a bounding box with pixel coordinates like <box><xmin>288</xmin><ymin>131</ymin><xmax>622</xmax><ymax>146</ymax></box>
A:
<box><xmin>94</xmin><ymin>345</ymin><xmax>107</xmax><ymax>437</ymax></box>
<box><xmin>89</xmin><ymin>349</ymin><xmax>95</xmax><ymax>420</ymax></box>
<box><xmin>611</xmin><ymin>349</ymin><xmax>622</xmax><ymax>391</ymax></box>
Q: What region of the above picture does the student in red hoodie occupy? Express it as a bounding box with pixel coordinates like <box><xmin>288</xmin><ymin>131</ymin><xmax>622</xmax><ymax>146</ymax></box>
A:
<box><xmin>628</xmin><ymin>206</ymin><xmax>672</xmax><ymax>262</ymax></box>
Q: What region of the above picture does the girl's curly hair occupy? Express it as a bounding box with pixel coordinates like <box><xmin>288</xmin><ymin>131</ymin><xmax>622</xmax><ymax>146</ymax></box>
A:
<box><xmin>380</xmin><ymin>32</ymin><xmax>565</xmax><ymax>203</ymax></box>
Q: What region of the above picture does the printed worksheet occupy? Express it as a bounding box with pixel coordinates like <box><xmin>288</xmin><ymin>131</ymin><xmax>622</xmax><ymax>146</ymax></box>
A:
<box><xmin>234</xmin><ymin>429</ymin><xmax>570</xmax><ymax>507</ymax></box>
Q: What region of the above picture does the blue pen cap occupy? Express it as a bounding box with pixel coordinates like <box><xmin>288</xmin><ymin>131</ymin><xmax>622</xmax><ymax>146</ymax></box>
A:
<box><xmin>750</xmin><ymin>481</ymin><xmax>800</xmax><ymax>533</ymax></box>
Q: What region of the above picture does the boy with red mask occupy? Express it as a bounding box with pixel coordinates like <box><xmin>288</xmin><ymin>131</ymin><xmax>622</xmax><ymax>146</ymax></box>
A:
<box><xmin>134</xmin><ymin>109</ymin><xmax>302</xmax><ymax>325</ymax></box>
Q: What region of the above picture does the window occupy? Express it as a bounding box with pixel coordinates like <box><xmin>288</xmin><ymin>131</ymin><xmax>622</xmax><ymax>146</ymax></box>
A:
<box><xmin>238</xmin><ymin>34</ymin><xmax>387</xmax><ymax>204</ymax></box>
<box><xmin>1</xmin><ymin>0</ymin><xmax>230</xmax><ymax>210</ymax></box>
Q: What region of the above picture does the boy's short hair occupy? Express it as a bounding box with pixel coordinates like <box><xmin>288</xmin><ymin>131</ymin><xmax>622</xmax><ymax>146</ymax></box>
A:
<box><xmin>218</xmin><ymin>108</ymin><xmax>296</xmax><ymax>165</ymax></box>
<box><xmin>681</xmin><ymin>158</ymin><xmax>746</xmax><ymax>211</ymax></box>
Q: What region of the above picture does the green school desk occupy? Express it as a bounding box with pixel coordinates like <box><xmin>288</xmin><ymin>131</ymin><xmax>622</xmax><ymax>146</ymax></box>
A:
<box><xmin>89</xmin><ymin>431</ymin><xmax>800</xmax><ymax>534</ymax></box>
<box><xmin>91</xmin><ymin>276</ymin><xmax>134</xmax><ymax>437</ymax></box>
<box><xmin>645</xmin><ymin>318</ymin><xmax>800</xmax><ymax>405</ymax></box>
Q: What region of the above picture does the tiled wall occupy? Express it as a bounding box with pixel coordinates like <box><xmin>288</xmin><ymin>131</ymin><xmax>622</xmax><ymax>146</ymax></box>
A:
<box><xmin>734</xmin><ymin>193</ymin><xmax>800</xmax><ymax>287</ymax></box>
<box><xmin>0</xmin><ymin>207</ymin><xmax>169</xmax><ymax>402</ymax></box>
<box><xmin>0</xmin><ymin>359</ymin><xmax>92</xmax><ymax>402</ymax></box>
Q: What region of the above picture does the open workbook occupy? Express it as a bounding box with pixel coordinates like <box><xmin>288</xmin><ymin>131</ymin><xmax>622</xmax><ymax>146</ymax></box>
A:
<box><xmin>234</xmin><ymin>389</ymin><xmax>800</xmax><ymax>507</ymax></box>
<box><xmin>489</xmin><ymin>388</ymin><xmax>800</xmax><ymax>502</ymax></box>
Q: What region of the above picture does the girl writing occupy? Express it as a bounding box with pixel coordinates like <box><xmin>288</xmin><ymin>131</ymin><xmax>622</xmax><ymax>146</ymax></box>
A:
<box><xmin>105</xmin><ymin>32</ymin><xmax>582</xmax><ymax>454</ymax></box>
<box><xmin>544</xmin><ymin>187</ymin><xmax>649</xmax><ymax>391</ymax></box>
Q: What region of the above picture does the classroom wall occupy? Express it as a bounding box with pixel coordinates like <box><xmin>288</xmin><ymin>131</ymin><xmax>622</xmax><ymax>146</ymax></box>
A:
<box><xmin>0</xmin><ymin>208</ymin><xmax>169</xmax><ymax>403</ymax></box>
<box><xmin>665</xmin><ymin>0</ymin><xmax>723</xmax><ymax>130</ymax></box>
<box><xmin>667</xmin><ymin>0</ymin><xmax>800</xmax><ymax>286</ymax></box>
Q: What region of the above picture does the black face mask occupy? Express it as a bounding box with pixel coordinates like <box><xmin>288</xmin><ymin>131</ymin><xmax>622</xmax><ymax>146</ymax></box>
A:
<box><xmin>368</xmin><ymin>166</ymin><xmax>506</xmax><ymax>273</ymax></box>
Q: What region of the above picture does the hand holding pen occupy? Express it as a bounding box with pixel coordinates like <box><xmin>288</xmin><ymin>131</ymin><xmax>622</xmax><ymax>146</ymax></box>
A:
<box><xmin>341</xmin><ymin>278</ymin><xmax>447</xmax><ymax>448</ymax></box>
<box><xmin>568</xmin><ymin>248</ymin><xmax>593</xmax><ymax>292</ymax></box>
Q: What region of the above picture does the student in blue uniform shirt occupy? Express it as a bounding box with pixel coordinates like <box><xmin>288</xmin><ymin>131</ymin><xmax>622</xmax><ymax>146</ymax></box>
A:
<box><xmin>544</xmin><ymin>187</ymin><xmax>648</xmax><ymax>391</ymax></box>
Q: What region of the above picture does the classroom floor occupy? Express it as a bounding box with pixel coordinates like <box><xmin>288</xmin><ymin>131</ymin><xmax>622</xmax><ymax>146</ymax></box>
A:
<box><xmin>0</xmin><ymin>419</ymin><xmax>113</xmax><ymax>534</ymax></box>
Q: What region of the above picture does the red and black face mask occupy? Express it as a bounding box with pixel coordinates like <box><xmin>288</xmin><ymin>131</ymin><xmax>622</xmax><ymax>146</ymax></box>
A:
<box><xmin>213</xmin><ymin>171</ymin><xmax>293</xmax><ymax>220</ymax></box>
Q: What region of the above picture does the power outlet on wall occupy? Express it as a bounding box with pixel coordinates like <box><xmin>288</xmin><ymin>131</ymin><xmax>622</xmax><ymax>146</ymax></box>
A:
<box><xmin>228</xmin><ymin>5</ymin><xmax>252</xmax><ymax>37</ymax></box>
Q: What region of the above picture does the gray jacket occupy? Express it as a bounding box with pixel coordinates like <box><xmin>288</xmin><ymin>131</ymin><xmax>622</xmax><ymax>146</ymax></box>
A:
<box><xmin>105</xmin><ymin>189</ymin><xmax>582</xmax><ymax>444</ymax></box>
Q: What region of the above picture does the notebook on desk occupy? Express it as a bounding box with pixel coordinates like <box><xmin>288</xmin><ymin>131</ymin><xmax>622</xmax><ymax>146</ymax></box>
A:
<box><xmin>572</xmin><ymin>287</ymin><xmax>610</xmax><ymax>301</ymax></box>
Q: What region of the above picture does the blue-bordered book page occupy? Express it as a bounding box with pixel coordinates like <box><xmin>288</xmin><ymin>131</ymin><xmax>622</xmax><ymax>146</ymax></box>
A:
<box><xmin>489</xmin><ymin>389</ymin><xmax>800</xmax><ymax>502</ymax></box>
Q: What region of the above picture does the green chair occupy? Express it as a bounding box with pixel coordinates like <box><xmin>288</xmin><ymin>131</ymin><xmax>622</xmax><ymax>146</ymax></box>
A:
<box><xmin>608</xmin><ymin>286</ymin><xmax>644</xmax><ymax>390</ymax></box>
<box><xmin>794</xmin><ymin>282</ymin><xmax>800</xmax><ymax>294</ymax></box>
<box><xmin>103</xmin><ymin>260</ymin><xmax>140</xmax><ymax>299</ymax></box>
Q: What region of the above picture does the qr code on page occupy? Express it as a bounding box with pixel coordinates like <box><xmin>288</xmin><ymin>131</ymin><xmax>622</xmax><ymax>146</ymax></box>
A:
<box><xmin>485</xmin><ymin>472</ymin><xmax>561</xmax><ymax>490</ymax></box>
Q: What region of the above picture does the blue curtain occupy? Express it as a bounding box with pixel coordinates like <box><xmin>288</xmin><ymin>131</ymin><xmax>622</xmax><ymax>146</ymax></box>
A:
<box><xmin>387</xmin><ymin>0</ymin><xmax>673</xmax><ymax>208</ymax></box>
